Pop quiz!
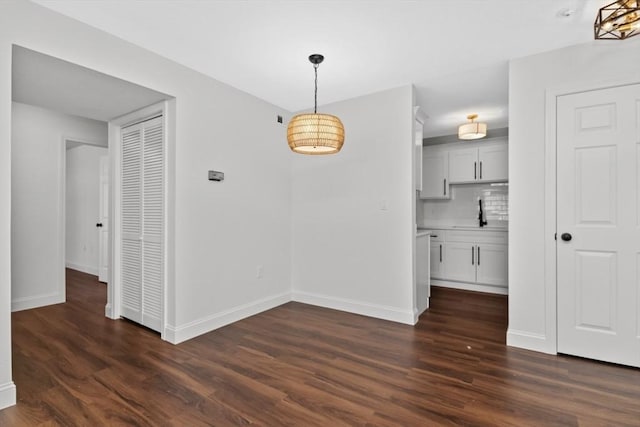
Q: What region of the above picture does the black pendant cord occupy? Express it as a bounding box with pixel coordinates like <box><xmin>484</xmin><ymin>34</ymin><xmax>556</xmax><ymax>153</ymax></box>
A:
<box><xmin>313</xmin><ymin>63</ymin><xmax>319</xmax><ymax>114</ymax></box>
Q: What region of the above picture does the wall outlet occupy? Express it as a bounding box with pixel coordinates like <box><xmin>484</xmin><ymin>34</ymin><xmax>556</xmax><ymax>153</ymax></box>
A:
<box><xmin>256</xmin><ymin>265</ymin><xmax>263</xmax><ymax>279</ymax></box>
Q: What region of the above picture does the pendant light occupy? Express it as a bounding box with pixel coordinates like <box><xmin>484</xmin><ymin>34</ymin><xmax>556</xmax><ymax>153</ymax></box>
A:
<box><xmin>458</xmin><ymin>114</ymin><xmax>487</xmax><ymax>140</ymax></box>
<box><xmin>594</xmin><ymin>0</ymin><xmax>640</xmax><ymax>40</ymax></box>
<box><xmin>287</xmin><ymin>54</ymin><xmax>345</xmax><ymax>155</ymax></box>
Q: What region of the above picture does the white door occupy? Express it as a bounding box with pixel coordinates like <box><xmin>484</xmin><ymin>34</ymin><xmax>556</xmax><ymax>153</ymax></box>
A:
<box><xmin>557</xmin><ymin>84</ymin><xmax>640</xmax><ymax>367</ymax></box>
<box><xmin>120</xmin><ymin>116</ymin><xmax>164</xmax><ymax>333</ymax></box>
<box><xmin>478</xmin><ymin>144</ymin><xmax>508</xmax><ymax>182</ymax></box>
<box><xmin>448</xmin><ymin>147</ymin><xmax>477</xmax><ymax>183</ymax></box>
<box><xmin>443</xmin><ymin>242</ymin><xmax>477</xmax><ymax>283</ymax></box>
<box><xmin>98</xmin><ymin>156</ymin><xmax>109</xmax><ymax>283</ymax></box>
<box><xmin>475</xmin><ymin>243</ymin><xmax>507</xmax><ymax>287</ymax></box>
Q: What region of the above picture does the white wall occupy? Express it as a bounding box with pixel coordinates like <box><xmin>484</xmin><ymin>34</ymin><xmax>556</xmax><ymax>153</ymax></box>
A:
<box><xmin>66</xmin><ymin>144</ymin><xmax>108</xmax><ymax>275</ymax></box>
<box><xmin>291</xmin><ymin>85</ymin><xmax>416</xmax><ymax>324</ymax></box>
<box><xmin>0</xmin><ymin>0</ymin><xmax>292</xmax><ymax>408</ymax></box>
<box><xmin>508</xmin><ymin>37</ymin><xmax>640</xmax><ymax>354</ymax></box>
<box><xmin>11</xmin><ymin>102</ymin><xmax>107</xmax><ymax>312</ymax></box>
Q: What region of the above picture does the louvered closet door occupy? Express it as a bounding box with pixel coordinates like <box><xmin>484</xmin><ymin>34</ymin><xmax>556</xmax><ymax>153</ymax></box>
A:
<box><xmin>120</xmin><ymin>116</ymin><xmax>163</xmax><ymax>332</ymax></box>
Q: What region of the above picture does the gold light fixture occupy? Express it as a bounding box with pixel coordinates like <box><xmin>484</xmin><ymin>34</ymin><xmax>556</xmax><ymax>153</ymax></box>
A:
<box><xmin>458</xmin><ymin>114</ymin><xmax>487</xmax><ymax>140</ymax></box>
<box><xmin>595</xmin><ymin>0</ymin><xmax>640</xmax><ymax>40</ymax></box>
<box><xmin>287</xmin><ymin>54</ymin><xmax>345</xmax><ymax>155</ymax></box>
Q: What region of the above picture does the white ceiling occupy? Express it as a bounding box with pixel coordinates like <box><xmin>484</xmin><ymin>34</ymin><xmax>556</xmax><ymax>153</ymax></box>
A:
<box><xmin>12</xmin><ymin>46</ymin><xmax>170</xmax><ymax>122</ymax></box>
<box><xmin>32</xmin><ymin>0</ymin><xmax>607</xmax><ymax>136</ymax></box>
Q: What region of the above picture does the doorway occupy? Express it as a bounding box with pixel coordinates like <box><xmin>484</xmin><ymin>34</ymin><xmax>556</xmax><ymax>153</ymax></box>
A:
<box><xmin>10</xmin><ymin>46</ymin><xmax>173</xmax><ymax>333</ymax></box>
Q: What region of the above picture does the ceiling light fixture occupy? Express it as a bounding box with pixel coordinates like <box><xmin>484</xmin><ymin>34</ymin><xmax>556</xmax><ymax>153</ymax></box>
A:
<box><xmin>287</xmin><ymin>54</ymin><xmax>345</xmax><ymax>155</ymax></box>
<box><xmin>595</xmin><ymin>0</ymin><xmax>640</xmax><ymax>40</ymax></box>
<box><xmin>458</xmin><ymin>114</ymin><xmax>487</xmax><ymax>140</ymax></box>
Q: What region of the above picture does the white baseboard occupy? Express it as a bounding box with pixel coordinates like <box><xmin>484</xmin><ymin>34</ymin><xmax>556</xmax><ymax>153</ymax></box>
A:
<box><xmin>292</xmin><ymin>291</ymin><xmax>416</xmax><ymax>325</ymax></box>
<box><xmin>11</xmin><ymin>292</ymin><xmax>64</xmax><ymax>312</ymax></box>
<box><xmin>0</xmin><ymin>382</ymin><xmax>16</xmax><ymax>410</ymax></box>
<box><xmin>506</xmin><ymin>328</ymin><xmax>556</xmax><ymax>354</ymax></box>
<box><xmin>65</xmin><ymin>261</ymin><xmax>98</xmax><ymax>276</ymax></box>
<box><xmin>163</xmin><ymin>291</ymin><xmax>291</xmax><ymax>344</ymax></box>
<box><xmin>431</xmin><ymin>280</ymin><xmax>508</xmax><ymax>295</ymax></box>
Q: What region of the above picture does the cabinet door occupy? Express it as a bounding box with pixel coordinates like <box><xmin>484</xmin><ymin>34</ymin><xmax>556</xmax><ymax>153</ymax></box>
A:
<box><xmin>416</xmin><ymin>235</ymin><xmax>430</xmax><ymax>287</ymax></box>
<box><xmin>430</xmin><ymin>241</ymin><xmax>445</xmax><ymax>279</ymax></box>
<box><xmin>475</xmin><ymin>243</ymin><xmax>508</xmax><ymax>287</ymax></box>
<box><xmin>448</xmin><ymin>147</ymin><xmax>478</xmax><ymax>183</ymax></box>
<box><xmin>478</xmin><ymin>144</ymin><xmax>508</xmax><ymax>182</ymax></box>
<box><xmin>421</xmin><ymin>148</ymin><xmax>449</xmax><ymax>198</ymax></box>
<box><xmin>443</xmin><ymin>242</ymin><xmax>477</xmax><ymax>283</ymax></box>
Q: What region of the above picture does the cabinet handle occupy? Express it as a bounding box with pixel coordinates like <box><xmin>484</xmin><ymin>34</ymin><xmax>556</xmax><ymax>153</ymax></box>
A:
<box><xmin>474</xmin><ymin>161</ymin><xmax>477</xmax><ymax>180</ymax></box>
<box><xmin>480</xmin><ymin>161</ymin><xmax>483</xmax><ymax>179</ymax></box>
<box><xmin>477</xmin><ymin>246</ymin><xmax>480</xmax><ymax>266</ymax></box>
<box><xmin>440</xmin><ymin>244</ymin><xmax>442</xmax><ymax>263</ymax></box>
<box><xmin>443</xmin><ymin>179</ymin><xmax>447</xmax><ymax>196</ymax></box>
<box><xmin>431</xmin><ymin>234</ymin><xmax>438</xmax><ymax>238</ymax></box>
<box><xmin>471</xmin><ymin>246</ymin><xmax>474</xmax><ymax>265</ymax></box>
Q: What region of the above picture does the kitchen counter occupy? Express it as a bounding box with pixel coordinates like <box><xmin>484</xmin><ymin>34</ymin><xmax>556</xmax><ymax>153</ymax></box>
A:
<box><xmin>420</xmin><ymin>225</ymin><xmax>508</xmax><ymax>232</ymax></box>
<box><xmin>416</xmin><ymin>230</ymin><xmax>431</xmax><ymax>238</ymax></box>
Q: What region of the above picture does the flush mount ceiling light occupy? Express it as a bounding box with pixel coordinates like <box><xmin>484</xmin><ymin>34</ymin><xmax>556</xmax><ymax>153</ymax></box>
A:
<box><xmin>287</xmin><ymin>54</ymin><xmax>345</xmax><ymax>155</ymax></box>
<box><xmin>595</xmin><ymin>0</ymin><xmax>640</xmax><ymax>40</ymax></box>
<box><xmin>458</xmin><ymin>114</ymin><xmax>487</xmax><ymax>140</ymax></box>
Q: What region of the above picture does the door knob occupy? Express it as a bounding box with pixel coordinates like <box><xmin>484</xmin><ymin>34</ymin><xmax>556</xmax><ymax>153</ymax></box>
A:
<box><xmin>96</xmin><ymin>223</ymin><xmax>103</xmax><ymax>228</ymax></box>
<box><xmin>561</xmin><ymin>233</ymin><xmax>572</xmax><ymax>241</ymax></box>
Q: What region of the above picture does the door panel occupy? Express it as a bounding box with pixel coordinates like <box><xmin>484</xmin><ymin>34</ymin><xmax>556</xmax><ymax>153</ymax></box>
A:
<box><xmin>475</xmin><ymin>243</ymin><xmax>508</xmax><ymax>287</ymax></box>
<box><xmin>98</xmin><ymin>156</ymin><xmax>109</xmax><ymax>283</ymax></box>
<box><xmin>448</xmin><ymin>147</ymin><xmax>477</xmax><ymax>183</ymax></box>
<box><xmin>478</xmin><ymin>144</ymin><xmax>508</xmax><ymax>182</ymax></box>
<box><xmin>443</xmin><ymin>243</ymin><xmax>476</xmax><ymax>283</ymax></box>
<box><xmin>557</xmin><ymin>84</ymin><xmax>640</xmax><ymax>367</ymax></box>
<box><xmin>430</xmin><ymin>241</ymin><xmax>444</xmax><ymax>279</ymax></box>
<box><xmin>421</xmin><ymin>148</ymin><xmax>448</xmax><ymax>198</ymax></box>
<box><xmin>575</xmin><ymin>146</ymin><xmax>617</xmax><ymax>226</ymax></box>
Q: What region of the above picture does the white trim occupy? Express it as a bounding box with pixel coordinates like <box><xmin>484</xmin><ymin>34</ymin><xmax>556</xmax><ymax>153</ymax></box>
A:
<box><xmin>0</xmin><ymin>382</ymin><xmax>16</xmax><ymax>410</ymax></box>
<box><xmin>164</xmin><ymin>292</ymin><xmax>291</xmax><ymax>344</ymax></box>
<box><xmin>65</xmin><ymin>262</ymin><xmax>98</xmax><ymax>276</ymax></box>
<box><xmin>11</xmin><ymin>292</ymin><xmax>63</xmax><ymax>312</ymax></box>
<box><xmin>543</xmin><ymin>75</ymin><xmax>640</xmax><ymax>356</ymax></box>
<box><xmin>292</xmin><ymin>290</ymin><xmax>416</xmax><ymax>325</ymax></box>
<box><xmin>431</xmin><ymin>280</ymin><xmax>508</xmax><ymax>295</ymax></box>
<box><xmin>506</xmin><ymin>329</ymin><xmax>554</xmax><ymax>354</ymax></box>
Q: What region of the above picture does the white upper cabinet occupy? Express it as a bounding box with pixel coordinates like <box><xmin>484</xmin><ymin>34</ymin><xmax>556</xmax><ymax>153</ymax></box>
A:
<box><xmin>420</xmin><ymin>146</ymin><xmax>450</xmax><ymax>199</ymax></box>
<box><xmin>448</xmin><ymin>139</ymin><xmax>508</xmax><ymax>184</ymax></box>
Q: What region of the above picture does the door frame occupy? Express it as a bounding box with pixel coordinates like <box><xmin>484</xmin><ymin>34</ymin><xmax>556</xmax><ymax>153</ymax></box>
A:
<box><xmin>544</xmin><ymin>75</ymin><xmax>640</xmax><ymax>354</ymax></box>
<box><xmin>60</xmin><ymin>136</ymin><xmax>109</xmax><ymax>303</ymax></box>
<box><xmin>106</xmin><ymin>100</ymin><xmax>173</xmax><ymax>341</ymax></box>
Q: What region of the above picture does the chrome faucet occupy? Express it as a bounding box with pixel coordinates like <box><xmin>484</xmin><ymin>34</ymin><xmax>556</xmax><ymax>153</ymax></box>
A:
<box><xmin>478</xmin><ymin>199</ymin><xmax>488</xmax><ymax>228</ymax></box>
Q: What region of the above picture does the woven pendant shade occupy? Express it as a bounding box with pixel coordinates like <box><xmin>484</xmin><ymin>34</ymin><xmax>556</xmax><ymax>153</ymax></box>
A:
<box><xmin>287</xmin><ymin>113</ymin><xmax>345</xmax><ymax>155</ymax></box>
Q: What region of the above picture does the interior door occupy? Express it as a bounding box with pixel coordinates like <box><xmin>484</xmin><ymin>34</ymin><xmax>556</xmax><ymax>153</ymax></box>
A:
<box><xmin>98</xmin><ymin>156</ymin><xmax>109</xmax><ymax>283</ymax></box>
<box><xmin>557</xmin><ymin>83</ymin><xmax>640</xmax><ymax>367</ymax></box>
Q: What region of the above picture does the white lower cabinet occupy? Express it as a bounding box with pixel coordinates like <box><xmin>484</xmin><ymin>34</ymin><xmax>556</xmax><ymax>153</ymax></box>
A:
<box><xmin>430</xmin><ymin>229</ymin><xmax>508</xmax><ymax>293</ymax></box>
<box><xmin>429</xmin><ymin>233</ymin><xmax>445</xmax><ymax>279</ymax></box>
<box><xmin>444</xmin><ymin>242</ymin><xmax>476</xmax><ymax>283</ymax></box>
<box><xmin>475</xmin><ymin>243</ymin><xmax>508</xmax><ymax>287</ymax></box>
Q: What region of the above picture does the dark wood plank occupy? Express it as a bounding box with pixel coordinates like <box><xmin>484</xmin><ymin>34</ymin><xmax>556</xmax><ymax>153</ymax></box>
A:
<box><xmin>1</xmin><ymin>271</ymin><xmax>640</xmax><ymax>426</ymax></box>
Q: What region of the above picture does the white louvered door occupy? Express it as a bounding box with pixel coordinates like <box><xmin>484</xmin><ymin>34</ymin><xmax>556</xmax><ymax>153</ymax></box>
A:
<box><xmin>120</xmin><ymin>116</ymin><xmax>163</xmax><ymax>332</ymax></box>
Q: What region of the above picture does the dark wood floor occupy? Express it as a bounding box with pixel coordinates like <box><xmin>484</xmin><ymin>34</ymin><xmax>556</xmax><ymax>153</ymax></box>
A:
<box><xmin>2</xmin><ymin>270</ymin><xmax>640</xmax><ymax>426</ymax></box>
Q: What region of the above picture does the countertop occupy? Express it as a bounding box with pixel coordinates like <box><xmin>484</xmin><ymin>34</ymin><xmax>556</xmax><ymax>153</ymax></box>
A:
<box><xmin>419</xmin><ymin>224</ymin><xmax>508</xmax><ymax>232</ymax></box>
<box><xmin>416</xmin><ymin>230</ymin><xmax>431</xmax><ymax>238</ymax></box>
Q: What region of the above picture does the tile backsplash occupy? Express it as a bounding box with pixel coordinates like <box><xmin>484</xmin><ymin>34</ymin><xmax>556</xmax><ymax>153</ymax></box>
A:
<box><xmin>420</xmin><ymin>183</ymin><xmax>509</xmax><ymax>227</ymax></box>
